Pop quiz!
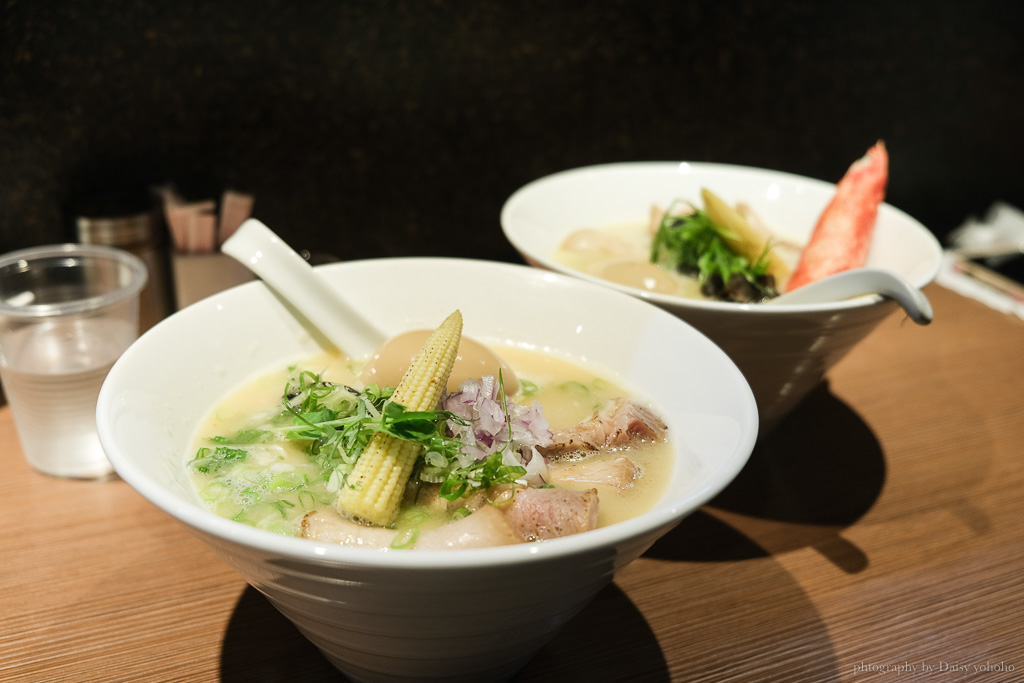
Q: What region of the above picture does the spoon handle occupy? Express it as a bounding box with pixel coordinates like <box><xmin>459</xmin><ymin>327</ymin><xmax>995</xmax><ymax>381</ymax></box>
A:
<box><xmin>770</xmin><ymin>267</ymin><xmax>933</xmax><ymax>325</ymax></box>
<box><xmin>221</xmin><ymin>219</ymin><xmax>387</xmax><ymax>358</ymax></box>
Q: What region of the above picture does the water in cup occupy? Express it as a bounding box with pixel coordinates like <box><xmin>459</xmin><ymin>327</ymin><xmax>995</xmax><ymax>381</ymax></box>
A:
<box><xmin>1</xmin><ymin>317</ymin><xmax>137</xmax><ymax>478</ymax></box>
<box><xmin>0</xmin><ymin>244</ymin><xmax>146</xmax><ymax>479</ymax></box>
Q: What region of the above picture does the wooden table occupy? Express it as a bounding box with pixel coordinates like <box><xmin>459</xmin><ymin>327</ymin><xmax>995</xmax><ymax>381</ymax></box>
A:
<box><xmin>3</xmin><ymin>284</ymin><xmax>1022</xmax><ymax>682</ymax></box>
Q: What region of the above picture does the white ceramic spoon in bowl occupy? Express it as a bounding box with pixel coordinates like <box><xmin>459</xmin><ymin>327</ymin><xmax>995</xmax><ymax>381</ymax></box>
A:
<box><xmin>221</xmin><ymin>219</ymin><xmax>520</xmax><ymax>392</ymax></box>
<box><xmin>222</xmin><ymin>219</ymin><xmax>388</xmax><ymax>358</ymax></box>
<box><xmin>768</xmin><ymin>267</ymin><xmax>933</xmax><ymax>325</ymax></box>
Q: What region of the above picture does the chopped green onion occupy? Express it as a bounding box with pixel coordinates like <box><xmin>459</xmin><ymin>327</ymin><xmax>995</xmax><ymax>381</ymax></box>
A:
<box><xmin>390</xmin><ymin>527</ymin><xmax>420</xmax><ymax>550</ymax></box>
<box><xmin>519</xmin><ymin>379</ymin><xmax>539</xmax><ymax>396</ymax></box>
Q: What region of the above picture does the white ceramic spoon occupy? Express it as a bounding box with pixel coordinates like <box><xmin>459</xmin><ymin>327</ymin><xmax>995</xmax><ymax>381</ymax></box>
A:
<box><xmin>221</xmin><ymin>219</ymin><xmax>520</xmax><ymax>392</ymax></box>
<box><xmin>221</xmin><ymin>218</ymin><xmax>388</xmax><ymax>358</ymax></box>
<box><xmin>768</xmin><ymin>267</ymin><xmax>933</xmax><ymax>325</ymax></box>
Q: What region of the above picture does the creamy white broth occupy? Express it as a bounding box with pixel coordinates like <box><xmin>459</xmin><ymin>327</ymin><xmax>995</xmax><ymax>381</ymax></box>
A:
<box><xmin>187</xmin><ymin>345</ymin><xmax>673</xmax><ymax>541</ymax></box>
<box><xmin>554</xmin><ymin>220</ymin><xmax>701</xmax><ymax>299</ymax></box>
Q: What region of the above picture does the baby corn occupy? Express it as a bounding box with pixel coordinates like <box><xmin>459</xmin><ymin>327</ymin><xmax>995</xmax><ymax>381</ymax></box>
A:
<box><xmin>334</xmin><ymin>310</ymin><xmax>463</xmax><ymax>527</ymax></box>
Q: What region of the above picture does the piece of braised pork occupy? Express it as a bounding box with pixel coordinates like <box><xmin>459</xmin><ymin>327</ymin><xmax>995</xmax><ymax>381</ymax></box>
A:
<box><xmin>539</xmin><ymin>398</ymin><xmax>667</xmax><ymax>457</ymax></box>
<box><xmin>503</xmin><ymin>486</ymin><xmax>599</xmax><ymax>541</ymax></box>
<box><xmin>547</xmin><ymin>456</ymin><xmax>639</xmax><ymax>490</ymax></box>
<box><xmin>301</xmin><ymin>504</ymin><xmax>523</xmax><ymax>550</ymax></box>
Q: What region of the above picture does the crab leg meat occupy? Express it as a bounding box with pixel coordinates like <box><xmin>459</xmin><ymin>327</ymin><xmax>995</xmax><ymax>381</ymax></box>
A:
<box><xmin>786</xmin><ymin>141</ymin><xmax>889</xmax><ymax>292</ymax></box>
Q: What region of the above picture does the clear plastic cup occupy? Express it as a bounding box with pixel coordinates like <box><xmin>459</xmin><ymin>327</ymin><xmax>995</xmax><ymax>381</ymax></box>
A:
<box><xmin>0</xmin><ymin>244</ymin><xmax>147</xmax><ymax>478</ymax></box>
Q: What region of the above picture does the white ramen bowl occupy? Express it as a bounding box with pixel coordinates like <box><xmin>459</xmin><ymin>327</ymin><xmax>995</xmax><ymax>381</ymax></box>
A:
<box><xmin>97</xmin><ymin>257</ymin><xmax>757</xmax><ymax>683</ymax></box>
<box><xmin>501</xmin><ymin>162</ymin><xmax>943</xmax><ymax>429</ymax></box>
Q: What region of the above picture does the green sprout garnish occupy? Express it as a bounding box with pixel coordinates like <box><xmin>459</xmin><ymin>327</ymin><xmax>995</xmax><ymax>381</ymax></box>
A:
<box><xmin>275</xmin><ymin>371</ymin><xmax>467</xmax><ymax>488</ymax></box>
<box><xmin>650</xmin><ymin>201</ymin><xmax>772</xmax><ymax>296</ymax></box>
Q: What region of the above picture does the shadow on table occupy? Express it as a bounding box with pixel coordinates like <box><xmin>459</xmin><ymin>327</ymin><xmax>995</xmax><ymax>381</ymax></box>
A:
<box><xmin>519</xmin><ymin>532</ymin><xmax>842</xmax><ymax>681</ymax></box>
<box><xmin>221</xmin><ymin>586</ymin><xmax>345</xmax><ymax>682</ymax></box>
<box><xmin>510</xmin><ymin>583</ymin><xmax>669</xmax><ymax>682</ymax></box>
<box><xmin>219</xmin><ymin>582</ymin><xmax>668</xmax><ymax>682</ymax></box>
<box><xmin>646</xmin><ymin>381</ymin><xmax>886</xmax><ymax>573</ymax></box>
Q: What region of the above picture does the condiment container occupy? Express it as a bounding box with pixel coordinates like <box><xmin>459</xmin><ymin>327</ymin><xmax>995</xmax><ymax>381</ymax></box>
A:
<box><xmin>76</xmin><ymin>210</ymin><xmax>172</xmax><ymax>332</ymax></box>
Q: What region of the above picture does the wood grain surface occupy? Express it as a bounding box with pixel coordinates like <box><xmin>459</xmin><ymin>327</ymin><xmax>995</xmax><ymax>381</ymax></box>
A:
<box><xmin>2</xmin><ymin>284</ymin><xmax>1021</xmax><ymax>682</ymax></box>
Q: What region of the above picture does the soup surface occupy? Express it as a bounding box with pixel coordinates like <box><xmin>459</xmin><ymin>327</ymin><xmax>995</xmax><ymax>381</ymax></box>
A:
<box><xmin>187</xmin><ymin>345</ymin><xmax>673</xmax><ymax>545</ymax></box>
<box><xmin>554</xmin><ymin>220</ymin><xmax>707</xmax><ymax>299</ymax></box>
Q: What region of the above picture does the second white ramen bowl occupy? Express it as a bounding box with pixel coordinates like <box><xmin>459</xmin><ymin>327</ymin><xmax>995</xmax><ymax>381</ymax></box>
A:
<box><xmin>501</xmin><ymin>162</ymin><xmax>943</xmax><ymax>428</ymax></box>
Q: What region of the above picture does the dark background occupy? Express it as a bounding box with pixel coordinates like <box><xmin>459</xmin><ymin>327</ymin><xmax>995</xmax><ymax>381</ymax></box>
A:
<box><xmin>2</xmin><ymin>0</ymin><xmax>1022</xmax><ymax>261</ymax></box>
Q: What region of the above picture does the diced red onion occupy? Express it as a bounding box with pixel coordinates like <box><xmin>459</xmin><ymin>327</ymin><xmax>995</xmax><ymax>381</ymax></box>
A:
<box><xmin>444</xmin><ymin>377</ymin><xmax>553</xmax><ymax>485</ymax></box>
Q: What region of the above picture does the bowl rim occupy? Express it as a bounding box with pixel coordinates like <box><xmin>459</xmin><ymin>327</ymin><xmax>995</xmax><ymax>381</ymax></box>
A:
<box><xmin>98</xmin><ymin>256</ymin><xmax>758</xmax><ymax>570</ymax></box>
<box><xmin>500</xmin><ymin>160</ymin><xmax>944</xmax><ymax>316</ymax></box>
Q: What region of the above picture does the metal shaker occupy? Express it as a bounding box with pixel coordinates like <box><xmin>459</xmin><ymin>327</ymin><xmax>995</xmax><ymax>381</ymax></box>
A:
<box><xmin>76</xmin><ymin>210</ymin><xmax>173</xmax><ymax>333</ymax></box>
